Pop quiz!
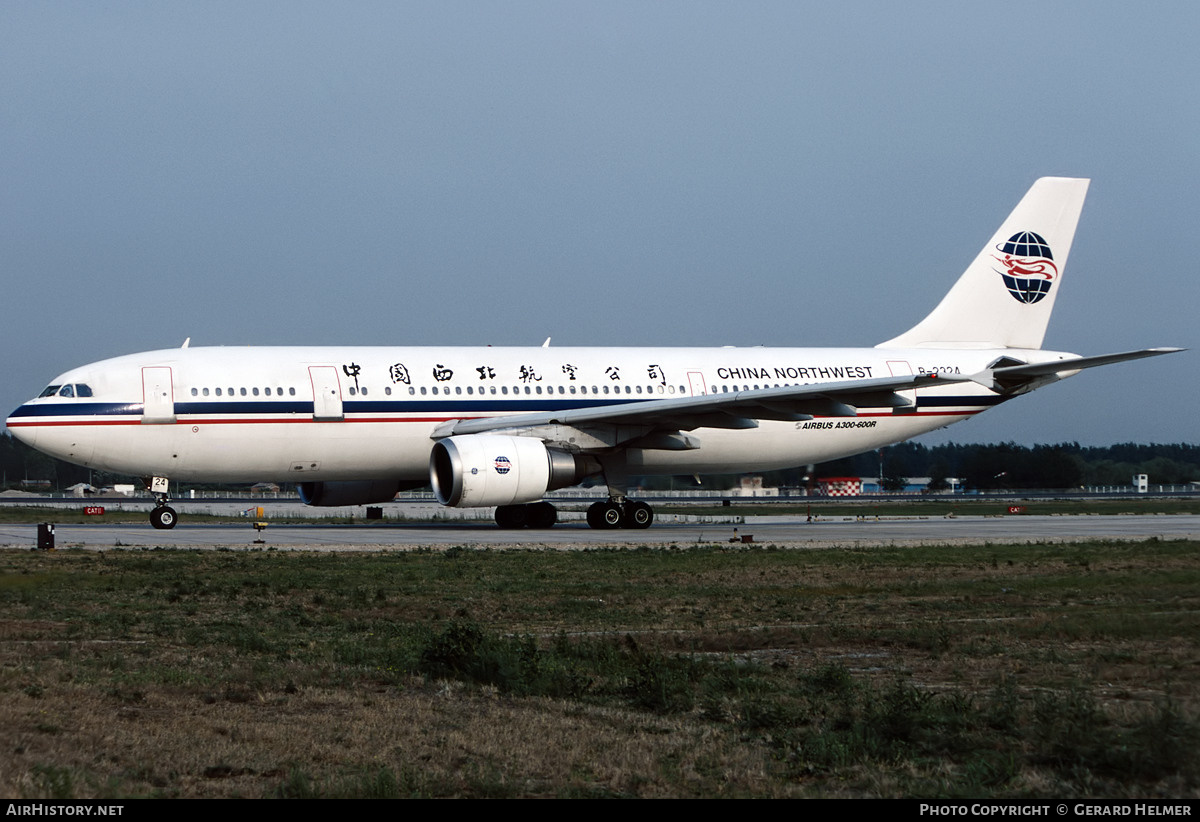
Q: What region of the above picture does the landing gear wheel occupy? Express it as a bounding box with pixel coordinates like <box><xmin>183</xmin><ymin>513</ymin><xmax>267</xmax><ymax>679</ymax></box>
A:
<box><xmin>587</xmin><ymin>501</ymin><xmax>624</xmax><ymax>530</ymax></box>
<box><xmin>150</xmin><ymin>506</ymin><xmax>177</xmax><ymax>530</ymax></box>
<box><xmin>495</xmin><ymin>504</ymin><xmax>529</xmax><ymax>529</ymax></box>
<box><xmin>525</xmin><ymin>501</ymin><xmax>558</xmax><ymax>529</ymax></box>
<box><xmin>622</xmin><ymin>501</ymin><xmax>654</xmax><ymax>529</ymax></box>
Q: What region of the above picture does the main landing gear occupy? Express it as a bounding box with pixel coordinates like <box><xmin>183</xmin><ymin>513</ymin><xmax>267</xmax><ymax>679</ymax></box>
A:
<box><xmin>495</xmin><ymin>501</ymin><xmax>558</xmax><ymax>529</ymax></box>
<box><xmin>494</xmin><ymin>499</ymin><xmax>655</xmax><ymax>529</ymax></box>
<box><xmin>581</xmin><ymin>459</ymin><xmax>653</xmax><ymax>529</ymax></box>
<box><xmin>586</xmin><ymin>499</ymin><xmax>654</xmax><ymax>530</ymax></box>
<box><xmin>147</xmin><ymin>476</ymin><xmax>177</xmax><ymax>530</ymax></box>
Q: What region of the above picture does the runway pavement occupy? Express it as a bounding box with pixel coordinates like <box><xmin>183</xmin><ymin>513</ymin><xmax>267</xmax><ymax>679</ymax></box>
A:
<box><xmin>3</xmin><ymin>513</ymin><xmax>1198</xmax><ymax>551</ymax></box>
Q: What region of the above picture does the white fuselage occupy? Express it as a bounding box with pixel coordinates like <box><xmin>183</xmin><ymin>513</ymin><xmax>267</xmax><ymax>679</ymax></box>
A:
<box><xmin>5</xmin><ymin>344</ymin><xmax>1047</xmax><ymax>486</ymax></box>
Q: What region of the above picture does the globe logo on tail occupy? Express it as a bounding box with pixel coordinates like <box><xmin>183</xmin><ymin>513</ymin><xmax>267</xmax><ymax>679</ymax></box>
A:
<box><xmin>993</xmin><ymin>231</ymin><xmax>1058</xmax><ymax>304</ymax></box>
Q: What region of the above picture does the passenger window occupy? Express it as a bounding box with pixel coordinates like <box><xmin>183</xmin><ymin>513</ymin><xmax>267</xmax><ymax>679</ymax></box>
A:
<box><xmin>240</xmin><ymin>387</ymin><xmax>247</xmax><ymax>396</ymax></box>
<box><xmin>203</xmin><ymin>388</ymin><xmax>210</xmax><ymax>397</ymax></box>
<box><xmin>253</xmin><ymin>387</ymin><xmax>260</xmax><ymax>396</ymax></box>
<box><xmin>289</xmin><ymin>387</ymin><xmax>296</xmax><ymax>396</ymax></box>
<box><xmin>191</xmin><ymin>388</ymin><xmax>198</xmax><ymax>396</ymax></box>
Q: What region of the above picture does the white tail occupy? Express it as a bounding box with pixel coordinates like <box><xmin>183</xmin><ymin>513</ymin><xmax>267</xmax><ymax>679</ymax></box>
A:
<box><xmin>877</xmin><ymin>177</ymin><xmax>1090</xmax><ymax>350</ymax></box>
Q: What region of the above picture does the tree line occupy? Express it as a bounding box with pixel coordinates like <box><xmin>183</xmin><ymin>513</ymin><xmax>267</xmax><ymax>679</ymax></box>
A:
<box><xmin>1</xmin><ymin>430</ymin><xmax>1197</xmax><ymax>494</ymax></box>
<box><xmin>758</xmin><ymin>441</ymin><xmax>1200</xmax><ymax>491</ymax></box>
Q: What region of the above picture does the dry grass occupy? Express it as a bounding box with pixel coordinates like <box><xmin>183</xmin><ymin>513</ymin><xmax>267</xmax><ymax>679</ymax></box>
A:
<box><xmin>2</xmin><ymin>676</ymin><xmax>782</xmax><ymax>798</ymax></box>
<box><xmin>1</xmin><ymin>540</ymin><xmax>1197</xmax><ymax>797</ymax></box>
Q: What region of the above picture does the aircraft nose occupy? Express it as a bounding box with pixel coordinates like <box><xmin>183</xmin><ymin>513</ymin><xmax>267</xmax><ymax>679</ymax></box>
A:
<box><xmin>6</xmin><ymin>406</ymin><xmax>39</xmax><ymax>448</ymax></box>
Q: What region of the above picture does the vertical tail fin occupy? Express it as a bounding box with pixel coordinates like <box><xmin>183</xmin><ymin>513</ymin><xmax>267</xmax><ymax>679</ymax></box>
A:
<box><xmin>877</xmin><ymin>177</ymin><xmax>1089</xmax><ymax>350</ymax></box>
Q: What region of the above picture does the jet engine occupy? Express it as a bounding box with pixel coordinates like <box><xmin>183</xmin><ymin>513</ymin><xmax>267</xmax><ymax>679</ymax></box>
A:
<box><xmin>430</xmin><ymin>435</ymin><xmax>595</xmax><ymax>508</ymax></box>
<box><xmin>298</xmin><ymin>479</ymin><xmax>421</xmax><ymax>507</ymax></box>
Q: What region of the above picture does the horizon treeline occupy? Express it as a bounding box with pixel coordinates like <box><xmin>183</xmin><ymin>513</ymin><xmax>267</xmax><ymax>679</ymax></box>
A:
<box><xmin>1</xmin><ymin>430</ymin><xmax>1197</xmax><ymax>494</ymax></box>
<box><xmin>698</xmin><ymin>441</ymin><xmax>1200</xmax><ymax>491</ymax></box>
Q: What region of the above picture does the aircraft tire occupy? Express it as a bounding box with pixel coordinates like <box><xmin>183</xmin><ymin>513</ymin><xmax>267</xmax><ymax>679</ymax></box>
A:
<box><xmin>622</xmin><ymin>501</ymin><xmax>654</xmax><ymax>529</ymax></box>
<box><xmin>587</xmin><ymin>501</ymin><xmax>623</xmax><ymax>529</ymax></box>
<box><xmin>150</xmin><ymin>506</ymin><xmax>177</xmax><ymax>530</ymax></box>
<box><xmin>526</xmin><ymin>501</ymin><xmax>558</xmax><ymax>529</ymax></box>
<box><xmin>495</xmin><ymin>504</ymin><xmax>529</xmax><ymax>529</ymax></box>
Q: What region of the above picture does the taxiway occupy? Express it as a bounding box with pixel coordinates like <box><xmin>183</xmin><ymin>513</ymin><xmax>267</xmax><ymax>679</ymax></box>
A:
<box><xmin>3</xmin><ymin>513</ymin><xmax>1198</xmax><ymax>551</ymax></box>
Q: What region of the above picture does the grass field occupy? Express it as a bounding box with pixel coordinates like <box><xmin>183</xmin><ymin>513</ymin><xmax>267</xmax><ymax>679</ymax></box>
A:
<box><xmin>1</xmin><ymin>539</ymin><xmax>1197</xmax><ymax>797</ymax></box>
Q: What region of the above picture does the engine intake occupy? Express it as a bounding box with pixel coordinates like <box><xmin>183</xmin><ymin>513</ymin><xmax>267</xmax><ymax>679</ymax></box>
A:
<box><xmin>430</xmin><ymin>435</ymin><xmax>593</xmax><ymax>507</ymax></box>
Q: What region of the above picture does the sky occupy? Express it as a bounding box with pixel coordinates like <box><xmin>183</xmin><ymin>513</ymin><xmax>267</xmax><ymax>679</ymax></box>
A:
<box><xmin>3</xmin><ymin>1</ymin><xmax>1196</xmax><ymax>447</ymax></box>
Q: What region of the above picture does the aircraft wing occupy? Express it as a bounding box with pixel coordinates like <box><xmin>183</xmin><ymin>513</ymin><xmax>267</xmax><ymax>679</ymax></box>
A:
<box><xmin>431</xmin><ymin>372</ymin><xmax>968</xmax><ymax>440</ymax></box>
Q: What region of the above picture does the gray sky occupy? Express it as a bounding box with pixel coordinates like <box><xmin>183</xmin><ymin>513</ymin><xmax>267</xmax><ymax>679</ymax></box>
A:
<box><xmin>3</xmin><ymin>1</ymin><xmax>1196</xmax><ymax>447</ymax></box>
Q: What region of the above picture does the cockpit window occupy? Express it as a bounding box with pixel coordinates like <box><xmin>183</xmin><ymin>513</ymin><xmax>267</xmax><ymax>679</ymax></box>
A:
<box><xmin>37</xmin><ymin>384</ymin><xmax>93</xmax><ymax>398</ymax></box>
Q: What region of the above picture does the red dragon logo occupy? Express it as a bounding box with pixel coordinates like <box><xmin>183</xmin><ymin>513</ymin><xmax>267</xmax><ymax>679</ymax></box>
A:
<box><xmin>994</xmin><ymin>231</ymin><xmax>1057</xmax><ymax>304</ymax></box>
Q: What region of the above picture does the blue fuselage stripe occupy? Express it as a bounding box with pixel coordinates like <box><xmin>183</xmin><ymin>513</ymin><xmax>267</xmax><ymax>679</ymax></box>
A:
<box><xmin>9</xmin><ymin>394</ymin><xmax>1001</xmax><ymax>421</ymax></box>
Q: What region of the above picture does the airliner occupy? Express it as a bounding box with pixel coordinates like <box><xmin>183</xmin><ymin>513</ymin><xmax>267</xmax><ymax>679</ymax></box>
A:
<box><xmin>6</xmin><ymin>178</ymin><xmax>1180</xmax><ymax>530</ymax></box>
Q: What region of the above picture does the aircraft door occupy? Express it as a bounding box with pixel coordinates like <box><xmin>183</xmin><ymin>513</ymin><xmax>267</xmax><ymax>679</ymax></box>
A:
<box><xmin>141</xmin><ymin>366</ymin><xmax>176</xmax><ymax>424</ymax></box>
<box><xmin>687</xmin><ymin>371</ymin><xmax>708</xmax><ymax>396</ymax></box>
<box><xmin>309</xmin><ymin>366</ymin><xmax>344</xmax><ymax>421</ymax></box>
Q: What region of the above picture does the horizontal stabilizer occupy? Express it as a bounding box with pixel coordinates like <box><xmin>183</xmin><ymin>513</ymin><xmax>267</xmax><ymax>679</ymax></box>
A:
<box><xmin>991</xmin><ymin>347</ymin><xmax>1183</xmax><ymax>379</ymax></box>
<box><xmin>974</xmin><ymin>347</ymin><xmax>1184</xmax><ymax>393</ymax></box>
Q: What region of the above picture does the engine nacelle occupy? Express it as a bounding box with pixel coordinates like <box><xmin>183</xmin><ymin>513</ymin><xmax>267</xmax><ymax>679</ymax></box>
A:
<box><xmin>298</xmin><ymin>479</ymin><xmax>419</xmax><ymax>507</ymax></box>
<box><xmin>429</xmin><ymin>435</ymin><xmax>593</xmax><ymax>508</ymax></box>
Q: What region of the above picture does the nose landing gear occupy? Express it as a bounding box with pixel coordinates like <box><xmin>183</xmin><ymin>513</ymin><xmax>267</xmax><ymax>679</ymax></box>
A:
<box><xmin>146</xmin><ymin>476</ymin><xmax>177</xmax><ymax>530</ymax></box>
<box><xmin>150</xmin><ymin>504</ymin><xmax>178</xmax><ymax>530</ymax></box>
